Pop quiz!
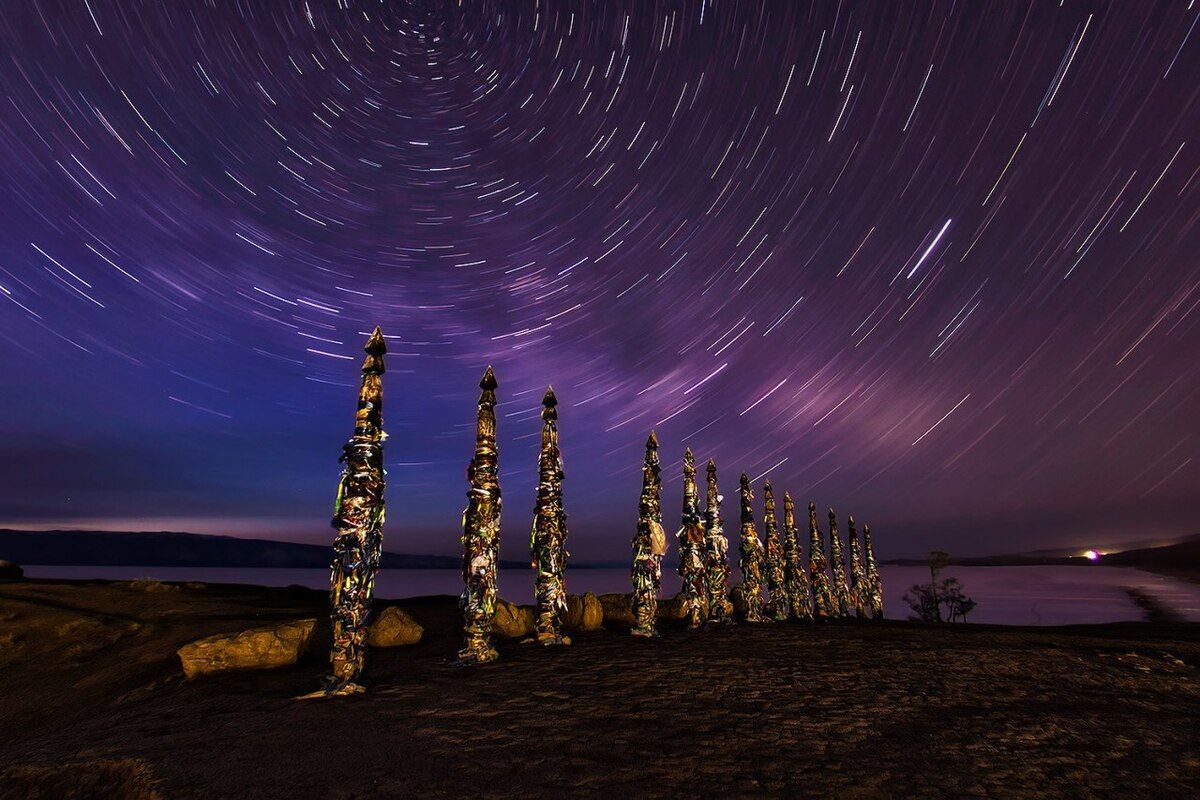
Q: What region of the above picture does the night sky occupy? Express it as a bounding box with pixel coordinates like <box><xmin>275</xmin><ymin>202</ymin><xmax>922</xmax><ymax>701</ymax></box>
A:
<box><xmin>2</xmin><ymin>1</ymin><xmax>1198</xmax><ymax>562</ymax></box>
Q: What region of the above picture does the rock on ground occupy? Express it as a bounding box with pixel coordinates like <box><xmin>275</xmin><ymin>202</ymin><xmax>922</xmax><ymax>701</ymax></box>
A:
<box><xmin>598</xmin><ymin>592</ymin><xmax>688</xmax><ymax>626</ymax></box>
<box><xmin>0</xmin><ymin>560</ymin><xmax>23</xmax><ymax>579</ymax></box>
<box><xmin>657</xmin><ymin>592</ymin><xmax>686</xmax><ymax>620</ymax></box>
<box><xmin>492</xmin><ymin>600</ymin><xmax>535</xmax><ymax>638</ymax></box>
<box><xmin>177</xmin><ymin>618</ymin><xmax>316</xmax><ymax>679</ymax></box>
<box><xmin>729</xmin><ymin>584</ymin><xmax>748</xmax><ymax>617</ymax></box>
<box><xmin>598</xmin><ymin>593</ymin><xmax>636</xmax><ymax>626</ymax></box>
<box><xmin>367</xmin><ymin>606</ymin><xmax>423</xmax><ymax>647</ymax></box>
<box><xmin>565</xmin><ymin>592</ymin><xmax>604</xmax><ymax>631</ymax></box>
<box><xmin>4</xmin><ymin>583</ymin><xmax>1200</xmax><ymax>799</ymax></box>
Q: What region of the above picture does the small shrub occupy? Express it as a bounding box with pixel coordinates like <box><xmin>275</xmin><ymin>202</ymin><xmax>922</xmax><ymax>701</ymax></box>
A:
<box><xmin>902</xmin><ymin>551</ymin><xmax>977</xmax><ymax>622</ymax></box>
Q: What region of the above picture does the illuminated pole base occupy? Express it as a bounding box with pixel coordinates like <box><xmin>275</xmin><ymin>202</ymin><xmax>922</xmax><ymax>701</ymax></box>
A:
<box><xmin>629</xmin><ymin>600</ymin><xmax>660</xmax><ymax>638</ymax></box>
<box><xmin>743</xmin><ymin>601</ymin><xmax>772</xmax><ymax>624</ymax></box>
<box><xmin>454</xmin><ymin>644</ymin><xmax>500</xmax><ymax>667</ymax></box>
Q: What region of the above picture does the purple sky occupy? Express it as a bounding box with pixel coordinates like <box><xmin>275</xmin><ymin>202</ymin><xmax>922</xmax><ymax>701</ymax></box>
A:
<box><xmin>1</xmin><ymin>1</ymin><xmax>1197</xmax><ymax>562</ymax></box>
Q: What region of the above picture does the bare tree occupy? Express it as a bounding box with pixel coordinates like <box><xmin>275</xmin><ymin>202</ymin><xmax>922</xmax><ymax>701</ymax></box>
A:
<box><xmin>902</xmin><ymin>551</ymin><xmax>976</xmax><ymax>623</ymax></box>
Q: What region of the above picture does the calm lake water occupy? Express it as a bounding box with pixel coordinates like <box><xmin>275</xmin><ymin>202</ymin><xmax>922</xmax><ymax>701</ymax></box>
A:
<box><xmin>21</xmin><ymin>564</ymin><xmax>1200</xmax><ymax>626</ymax></box>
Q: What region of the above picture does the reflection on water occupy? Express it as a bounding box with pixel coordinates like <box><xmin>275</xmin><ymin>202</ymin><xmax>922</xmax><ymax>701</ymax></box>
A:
<box><xmin>22</xmin><ymin>564</ymin><xmax>1200</xmax><ymax>626</ymax></box>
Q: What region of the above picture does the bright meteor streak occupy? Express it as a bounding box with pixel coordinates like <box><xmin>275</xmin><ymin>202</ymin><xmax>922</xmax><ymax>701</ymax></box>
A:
<box><xmin>907</xmin><ymin>218</ymin><xmax>953</xmax><ymax>279</ymax></box>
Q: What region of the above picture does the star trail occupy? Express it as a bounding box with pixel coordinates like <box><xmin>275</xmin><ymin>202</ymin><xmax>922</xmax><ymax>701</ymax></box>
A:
<box><xmin>1</xmin><ymin>1</ymin><xmax>1197</xmax><ymax>560</ymax></box>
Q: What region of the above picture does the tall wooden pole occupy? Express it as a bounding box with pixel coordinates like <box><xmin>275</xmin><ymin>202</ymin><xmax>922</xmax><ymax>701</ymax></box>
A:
<box><xmin>847</xmin><ymin>515</ymin><xmax>869</xmax><ymax>619</ymax></box>
<box><xmin>828</xmin><ymin>508</ymin><xmax>852</xmax><ymax>618</ymax></box>
<box><xmin>630</xmin><ymin>431</ymin><xmax>665</xmax><ymax>637</ymax></box>
<box><xmin>782</xmin><ymin>492</ymin><xmax>813</xmax><ymax>621</ymax></box>
<box><xmin>763</xmin><ymin>481</ymin><xmax>790</xmax><ymax>621</ymax></box>
<box><xmin>738</xmin><ymin>473</ymin><xmax>768</xmax><ymax>623</ymax></box>
<box><xmin>312</xmin><ymin>327</ymin><xmax>387</xmax><ymax>697</ymax></box>
<box><xmin>863</xmin><ymin>523</ymin><xmax>885</xmax><ymax>620</ymax></box>
<box><xmin>808</xmin><ymin>501</ymin><xmax>836</xmax><ymax>620</ymax></box>
<box><xmin>676</xmin><ymin>448</ymin><xmax>707</xmax><ymax>630</ymax></box>
<box><xmin>456</xmin><ymin>366</ymin><xmax>501</xmax><ymax>665</ymax></box>
<box><xmin>529</xmin><ymin>387</ymin><xmax>569</xmax><ymax>645</ymax></box>
<box><xmin>703</xmin><ymin>459</ymin><xmax>733</xmax><ymax>625</ymax></box>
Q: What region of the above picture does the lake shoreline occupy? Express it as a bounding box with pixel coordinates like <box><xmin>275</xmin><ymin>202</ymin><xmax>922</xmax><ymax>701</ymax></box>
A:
<box><xmin>17</xmin><ymin>562</ymin><xmax>1200</xmax><ymax>627</ymax></box>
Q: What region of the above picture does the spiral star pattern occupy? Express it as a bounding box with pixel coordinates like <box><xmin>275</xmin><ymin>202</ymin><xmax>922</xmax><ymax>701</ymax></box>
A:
<box><xmin>1</xmin><ymin>1</ymin><xmax>1197</xmax><ymax>561</ymax></box>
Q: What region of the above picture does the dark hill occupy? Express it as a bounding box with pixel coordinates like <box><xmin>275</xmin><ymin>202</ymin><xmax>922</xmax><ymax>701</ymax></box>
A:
<box><xmin>0</xmin><ymin>529</ymin><xmax>526</xmax><ymax>570</ymax></box>
<box><xmin>883</xmin><ymin>533</ymin><xmax>1200</xmax><ymax>572</ymax></box>
<box><xmin>1100</xmin><ymin>537</ymin><xmax>1200</xmax><ymax>570</ymax></box>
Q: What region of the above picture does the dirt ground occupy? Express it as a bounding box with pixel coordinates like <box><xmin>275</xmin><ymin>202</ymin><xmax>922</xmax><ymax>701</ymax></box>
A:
<box><xmin>1</xmin><ymin>578</ymin><xmax>1198</xmax><ymax>799</ymax></box>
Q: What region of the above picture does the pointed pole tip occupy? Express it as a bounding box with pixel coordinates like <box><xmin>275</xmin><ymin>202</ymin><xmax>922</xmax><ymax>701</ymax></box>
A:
<box><xmin>364</xmin><ymin>326</ymin><xmax>387</xmax><ymax>354</ymax></box>
<box><xmin>542</xmin><ymin>385</ymin><xmax>557</xmax><ymax>405</ymax></box>
<box><xmin>480</xmin><ymin>365</ymin><xmax>497</xmax><ymax>389</ymax></box>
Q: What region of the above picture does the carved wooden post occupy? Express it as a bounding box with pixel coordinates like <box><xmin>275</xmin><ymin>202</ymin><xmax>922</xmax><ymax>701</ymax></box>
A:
<box><xmin>703</xmin><ymin>459</ymin><xmax>733</xmax><ymax>625</ymax></box>
<box><xmin>529</xmin><ymin>387</ymin><xmax>570</xmax><ymax>646</ymax></box>
<box><xmin>456</xmin><ymin>367</ymin><xmax>502</xmax><ymax>665</ymax></box>
<box><xmin>630</xmin><ymin>431</ymin><xmax>666</xmax><ymax>637</ymax></box>
<box><xmin>310</xmin><ymin>327</ymin><xmax>387</xmax><ymax>697</ymax></box>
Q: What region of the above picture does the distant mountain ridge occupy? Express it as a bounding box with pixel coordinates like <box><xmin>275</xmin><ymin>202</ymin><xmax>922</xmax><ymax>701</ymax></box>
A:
<box><xmin>1099</xmin><ymin>537</ymin><xmax>1200</xmax><ymax>570</ymax></box>
<box><xmin>0</xmin><ymin>529</ymin><xmax>527</xmax><ymax>570</ymax></box>
<box><xmin>6</xmin><ymin>529</ymin><xmax>1195</xmax><ymax>573</ymax></box>
<box><xmin>883</xmin><ymin>533</ymin><xmax>1200</xmax><ymax>568</ymax></box>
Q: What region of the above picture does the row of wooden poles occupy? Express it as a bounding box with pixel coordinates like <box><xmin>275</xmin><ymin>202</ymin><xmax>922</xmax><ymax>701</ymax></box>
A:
<box><xmin>311</xmin><ymin>328</ymin><xmax>884</xmax><ymax>697</ymax></box>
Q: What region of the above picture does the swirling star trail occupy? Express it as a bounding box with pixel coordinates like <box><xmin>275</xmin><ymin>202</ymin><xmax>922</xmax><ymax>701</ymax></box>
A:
<box><xmin>1</xmin><ymin>1</ymin><xmax>1197</xmax><ymax>559</ymax></box>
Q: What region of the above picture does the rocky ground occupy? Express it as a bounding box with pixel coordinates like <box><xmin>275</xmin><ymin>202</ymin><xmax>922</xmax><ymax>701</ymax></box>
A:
<box><xmin>1</xmin><ymin>578</ymin><xmax>1198</xmax><ymax>799</ymax></box>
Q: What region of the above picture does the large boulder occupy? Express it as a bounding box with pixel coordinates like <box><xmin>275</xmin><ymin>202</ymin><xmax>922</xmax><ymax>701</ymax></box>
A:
<box><xmin>177</xmin><ymin>618</ymin><xmax>316</xmax><ymax>679</ymax></box>
<box><xmin>597</xmin><ymin>592</ymin><xmax>693</xmax><ymax>625</ymax></box>
<box><xmin>0</xmin><ymin>560</ymin><xmax>23</xmax><ymax>579</ymax></box>
<box><xmin>367</xmin><ymin>606</ymin><xmax>423</xmax><ymax>647</ymax></box>
<box><xmin>597</xmin><ymin>593</ymin><xmax>636</xmax><ymax>627</ymax></box>
<box><xmin>729</xmin><ymin>584</ymin><xmax>748</xmax><ymax>618</ymax></box>
<box><xmin>492</xmin><ymin>599</ymin><xmax>536</xmax><ymax>639</ymax></box>
<box><xmin>656</xmin><ymin>592</ymin><xmax>686</xmax><ymax>620</ymax></box>
<box><xmin>565</xmin><ymin>592</ymin><xmax>604</xmax><ymax>631</ymax></box>
<box><xmin>564</xmin><ymin>594</ymin><xmax>583</xmax><ymax>628</ymax></box>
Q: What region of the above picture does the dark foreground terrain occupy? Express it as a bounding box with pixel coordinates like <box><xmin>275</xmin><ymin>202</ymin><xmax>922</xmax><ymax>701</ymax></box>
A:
<box><xmin>1</xmin><ymin>579</ymin><xmax>1198</xmax><ymax>799</ymax></box>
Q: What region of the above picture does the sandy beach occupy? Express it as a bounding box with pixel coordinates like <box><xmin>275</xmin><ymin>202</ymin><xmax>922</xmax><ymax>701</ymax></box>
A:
<box><xmin>1</xmin><ymin>578</ymin><xmax>1198</xmax><ymax>799</ymax></box>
